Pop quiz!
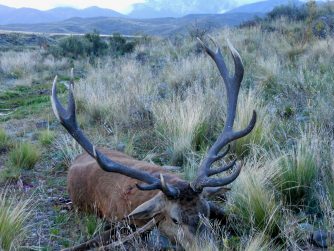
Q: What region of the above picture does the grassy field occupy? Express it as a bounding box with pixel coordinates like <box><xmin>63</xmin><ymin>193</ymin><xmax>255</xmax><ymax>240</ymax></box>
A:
<box><xmin>0</xmin><ymin>8</ymin><xmax>334</xmax><ymax>250</ymax></box>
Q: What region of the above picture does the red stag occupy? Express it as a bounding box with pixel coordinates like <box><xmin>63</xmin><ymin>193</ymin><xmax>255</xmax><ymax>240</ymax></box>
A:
<box><xmin>51</xmin><ymin>38</ymin><xmax>256</xmax><ymax>250</ymax></box>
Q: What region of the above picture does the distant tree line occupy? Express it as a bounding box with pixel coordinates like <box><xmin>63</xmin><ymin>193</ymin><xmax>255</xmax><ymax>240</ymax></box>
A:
<box><xmin>49</xmin><ymin>31</ymin><xmax>136</xmax><ymax>59</ymax></box>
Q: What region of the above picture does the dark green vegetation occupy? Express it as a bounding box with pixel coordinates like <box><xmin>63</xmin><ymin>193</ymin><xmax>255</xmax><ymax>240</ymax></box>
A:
<box><xmin>49</xmin><ymin>32</ymin><xmax>136</xmax><ymax>59</ymax></box>
<box><xmin>0</xmin><ymin>2</ymin><xmax>334</xmax><ymax>250</ymax></box>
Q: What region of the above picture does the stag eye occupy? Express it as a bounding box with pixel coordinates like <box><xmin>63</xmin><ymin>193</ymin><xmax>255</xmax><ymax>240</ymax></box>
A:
<box><xmin>171</xmin><ymin>218</ymin><xmax>179</xmax><ymax>224</ymax></box>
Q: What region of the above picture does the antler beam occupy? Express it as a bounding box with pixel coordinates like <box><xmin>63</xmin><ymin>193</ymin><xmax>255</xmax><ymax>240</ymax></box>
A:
<box><xmin>191</xmin><ymin>38</ymin><xmax>257</xmax><ymax>192</ymax></box>
<box><xmin>51</xmin><ymin>74</ymin><xmax>179</xmax><ymax>199</ymax></box>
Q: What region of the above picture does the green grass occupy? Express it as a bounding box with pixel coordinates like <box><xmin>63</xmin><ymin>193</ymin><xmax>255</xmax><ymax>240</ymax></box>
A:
<box><xmin>0</xmin><ymin>83</ymin><xmax>66</xmax><ymax>122</ymax></box>
<box><xmin>0</xmin><ymin>190</ymin><xmax>32</xmax><ymax>250</ymax></box>
<box><xmin>0</xmin><ymin>128</ymin><xmax>11</xmax><ymax>151</ymax></box>
<box><xmin>272</xmin><ymin>133</ymin><xmax>319</xmax><ymax>207</ymax></box>
<box><xmin>234</xmin><ymin>91</ymin><xmax>271</xmax><ymax>157</ymax></box>
<box><xmin>0</xmin><ymin>166</ymin><xmax>22</xmax><ymax>183</ymax></box>
<box><xmin>39</xmin><ymin>129</ymin><xmax>55</xmax><ymax>146</ymax></box>
<box><xmin>228</xmin><ymin>165</ymin><xmax>281</xmax><ymax>236</ymax></box>
<box><xmin>8</xmin><ymin>142</ymin><xmax>40</xmax><ymax>170</ymax></box>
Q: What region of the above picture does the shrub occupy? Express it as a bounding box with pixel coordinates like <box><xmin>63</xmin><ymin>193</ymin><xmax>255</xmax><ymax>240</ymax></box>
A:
<box><xmin>38</xmin><ymin>129</ymin><xmax>55</xmax><ymax>146</ymax></box>
<box><xmin>0</xmin><ymin>190</ymin><xmax>32</xmax><ymax>250</ymax></box>
<box><xmin>85</xmin><ymin>31</ymin><xmax>108</xmax><ymax>57</ymax></box>
<box><xmin>109</xmin><ymin>33</ymin><xmax>136</xmax><ymax>56</ymax></box>
<box><xmin>267</xmin><ymin>4</ymin><xmax>308</xmax><ymax>21</ymax></box>
<box><xmin>55</xmin><ymin>36</ymin><xmax>89</xmax><ymax>59</ymax></box>
<box><xmin>8</xmin><ymin>142</ymin><xmax>40</xmax><ymax>170</ymax></box>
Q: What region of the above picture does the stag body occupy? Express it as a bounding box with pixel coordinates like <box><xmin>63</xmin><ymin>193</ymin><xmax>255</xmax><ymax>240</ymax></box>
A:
<box><xmin>52</xmin><ymin>38</ymin><xmax>257</xmax><ymax>250</ymax></box>
<box><xmin>69</xmin><ymin>148</ymin><xmax>181</xmax><ymax>221</ymax></box>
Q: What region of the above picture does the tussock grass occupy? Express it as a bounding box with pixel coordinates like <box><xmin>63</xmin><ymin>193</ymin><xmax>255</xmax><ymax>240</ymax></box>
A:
<box><xmin>0</xmin><ymin>128</ymin><xmax>11</xmax><ymax>151</ymax></box>
<box><xmin>38</xmin><ymin>129</ymin><xmax>56</xmax><ymax>146</ymax></box>
<box><xmin>153</xmin><ymin>90</ymin><xmax>211</xmax><ymax>164</ymax></box>
<box><xmin>241</xmin><ymin>234</ymin><xmax>276</xmax><ymax>251</ymax></box>
<box><xmin>0</xmin><ymin>190</ymin><xmax>32</xmax><ymax>250</ymax></box>
<box><xmin>1</xmin><ymin>142</ymin><xmax>40</xmax><ymax>182</ymax></box>
<box><xmin>8</xmin><ymin>142</ymin><xmax>40</xmax><ymax>170</ymax></box>
<box><xmin>54</xmin><ymin>134</ymin><xmax>83</xmax><ymax>169</ymax></box>
<box><xmin>272</xmin><ymin>130</ymin><xmax>319</xmax><ymax>206</ymax></box>
<box><xmin>227</xmin><ymin>158</ymin><xmax>281</xmax><ymax>235</ymax></box>
<box><xmin>0</xmin><ymin>50</ymin><xmax>70</xmax><ymax>82</ymax></box>
<box><xmin>234</xmin><ymin>91</ymin><xmax>272</xmax><ymax>157</ymax></box>
<box><xmin>0</xmin><ymin>51</ymin><xmax>40</xmax><ymax>79</ymax></box>
<box><xmin>76</xmin><ymin>60</ymin><xmax>155</xmax><ymax>127</ymax></box>
<box><xmin>0</xmin><ymin>167</ymin><xmax>21</xmax><ymax>183</ymax></box>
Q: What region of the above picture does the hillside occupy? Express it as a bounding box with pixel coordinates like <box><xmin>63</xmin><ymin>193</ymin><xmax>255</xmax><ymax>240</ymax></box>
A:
<box><xmin>227</xmin><ymin>0</ymin><xmax>301</xmax><ymax>13</ymax></box>
<box><xmin>0</xmin><ymin>13</ymin><xmax>262</xmax><ymax>36</ymax></box>
<box><xmin>0</xmin><ymin>0</ymin><xmax>307</xmax><ymax>24</ymax></box>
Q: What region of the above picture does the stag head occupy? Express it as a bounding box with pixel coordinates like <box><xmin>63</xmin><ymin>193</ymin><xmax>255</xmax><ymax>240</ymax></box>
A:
<box><xmin>51</xmin><ymin>38</ymin><xmax>256</xmax><ymax>248</ymax></box>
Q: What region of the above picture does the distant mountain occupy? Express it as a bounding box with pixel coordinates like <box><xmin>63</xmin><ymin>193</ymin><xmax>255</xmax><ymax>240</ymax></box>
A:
<box><xmin>0</xmin><ymin>5</ymin><xmax>124</xmax><ymax>25</ymax></box>
<box><xmin>0</xmin><ymin>13</ymin><xmax>261</xmax><ymax>37</ymax></box>
<box><xmin>129</xmin><ymin>0</ymin><xmax>239</xmax><ymax>18</ymax></box>
<box><xmin>227</xmin><ymin>0</ymin><xmax>302</xmax><ymax>14</ymax></box>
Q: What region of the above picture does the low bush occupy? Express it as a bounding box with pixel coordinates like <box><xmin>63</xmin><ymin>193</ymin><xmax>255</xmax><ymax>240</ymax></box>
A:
<box><xmin>109</xmin><ymin>33</ymin><xmax>136</xmax><ymax>56</ymax></box>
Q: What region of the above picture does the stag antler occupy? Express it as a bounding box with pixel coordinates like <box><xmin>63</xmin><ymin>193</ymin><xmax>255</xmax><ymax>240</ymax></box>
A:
<box><xmin>191</xmin><ymin>38</ymin><xmax>257</xmax><ymax>192</ymax></box>
<box><xmin>51</xmin><ymin>72</ymin><xmax>179</xmax><ymax>199</ymax></box>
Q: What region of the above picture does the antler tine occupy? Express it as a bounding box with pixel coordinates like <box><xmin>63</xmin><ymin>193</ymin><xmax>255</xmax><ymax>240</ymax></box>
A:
<box><xmin>51</xmin><ymin>75</ymin><xmax>179</xmax><ymax>199</ymax></box>
<box><xmin>191</xmin><ymin>38</ymin><xmax>257</xmax><ymax>192</ymax></box>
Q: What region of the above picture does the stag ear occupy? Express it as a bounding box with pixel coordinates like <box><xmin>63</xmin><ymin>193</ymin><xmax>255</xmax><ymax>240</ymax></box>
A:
<box><xmin>128</xmin><ymin>193</ymin><xmax>166</xmax><ymax>220</ymax></box>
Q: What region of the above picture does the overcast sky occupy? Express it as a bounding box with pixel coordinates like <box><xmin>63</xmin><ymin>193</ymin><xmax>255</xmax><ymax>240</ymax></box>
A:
<box><xmin>0</xmin><ymin>0</ymin><xmax>146</xmax><ymax>13</ymax></box>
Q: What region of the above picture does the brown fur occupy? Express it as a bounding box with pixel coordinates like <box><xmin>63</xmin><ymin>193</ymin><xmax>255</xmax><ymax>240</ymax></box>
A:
<box><xmin>68</xmin><ymin>147</ymin><xmax>182</xmax><ymax>221</ymax></box>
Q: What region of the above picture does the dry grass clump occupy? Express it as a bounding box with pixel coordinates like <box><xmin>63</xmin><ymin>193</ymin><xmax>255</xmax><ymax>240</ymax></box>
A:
<box><xmin>75</xmin><ymin>59</ymin><xmax>155</xmax><ymax>127</ymax></box>
<box><xmin>161</xmin><ymin>55</ymin><xmax>218</xmax><ymax>93</ymax></box>
<box><xmin>38</xmin><ymin>129</ymin><xmax>56</xmax><ymax>146</ymax></box>
<box><xmin>227</xmin><ymin>158</ymin><xmax>281</xmax><ymax>236</ymax></box>
<box><xmin>240</xmin><ymin>233</ymin><xmax>276</xmax><ymax>251</ymax></box>
<box><xmin>0</xmin><ymin>190</ymin><xmax>32</xmax><ymax>250</ymax></box>
<box><xmin>234</xmin><ymin>91</ymin><xmax>272</xmax><ymax>157</ymax></box>
<box><xmin>54</xmin><ymin>134</ymin><xmax>83</xmax><ymax>169</ymax></box>
<box><xmin>0</xmin><ymin>50</ymin><xmax>41</xmax><ymax>79</ymax></box>
<box><xmin>152</xmin><ymin>88</ymin><xmax>214</xmax><ymax>164</ymax></box>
